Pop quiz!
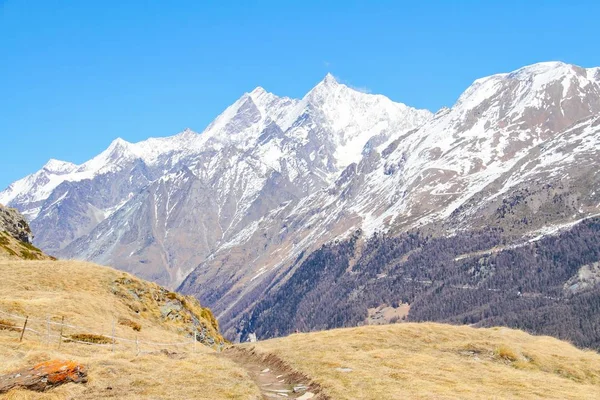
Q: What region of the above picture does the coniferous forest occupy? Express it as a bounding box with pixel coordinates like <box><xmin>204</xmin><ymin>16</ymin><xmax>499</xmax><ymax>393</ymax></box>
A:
<box><xmin>240</xmin><ymin>219</ymin><xmax>600</xmax><ymax>350</ymax></box>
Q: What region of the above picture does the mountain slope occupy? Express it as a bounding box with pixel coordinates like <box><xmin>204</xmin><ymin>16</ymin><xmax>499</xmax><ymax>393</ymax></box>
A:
<box><xmin>2</xmin><ymin>62</ymin><xmax>600</xmax><ymax>341</ymax></box>
<box><xmin>250</xmin><ymin>323</ymin><xmax>600</xmax><ymax>400</ymax></box>
<box><xmin>182</xmin><ymin>61</ymin><xmax>600</xmax><ymax>338</ymax></box>
<box><xmin>0</xmin><ymin>260</ymin><xmax>225</xmax><ymax>348</ymax></box>
<box><xmin>0</xmin><ymin>259</ymin><xmax>260</xmax><ymax>399</ymax></box>
<box><xmin>240</xmin><ymin>216</ymin><xmax>600</xmax><ymax>350</ymax></box>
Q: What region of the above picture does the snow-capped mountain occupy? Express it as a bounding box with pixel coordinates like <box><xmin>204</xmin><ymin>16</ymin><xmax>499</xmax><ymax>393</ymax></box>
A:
<box><xmin>2</xmin><ymin>62</ymin><xmax>600</xmax><ymax>338</ymax></box>
<box><xmin>0</xmin><ymin>73</ymin><xmax>431</xmax><ymax>288</ymax></box>
<box><xmin>176</xmin><ymin>62</ymin><xmax>600</xmax><ymax>337</ymax></box>
<box><xmin>313</xmin><ymin>61</ymin><xmax>600</xmax><ymax>234</ymax></box>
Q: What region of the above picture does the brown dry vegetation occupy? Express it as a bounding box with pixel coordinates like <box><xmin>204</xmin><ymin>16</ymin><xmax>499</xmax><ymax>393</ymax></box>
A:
<box><xmin>3</xmin><ymin>259</ymin><xmax>600</xmax><ymax>399</ymax></box>
<box><xmin>0</xmin><ymin>232</ymin><xmax>53</xmax><ymax>261</ymax></box>
<box><xmin>249</xmin><ymin>323</ymin><xmax>600</xmax><ymax>400</ymax></box>
<box><xmin>0</xmin><ymin>338</ymin><xmax>261</xmax><ymax>399</ymax></box>
<box><xmin>118</xmin><ymin>317</ymin><xmax>142</xmax><ymax>332</ymax></box>
<box><xmin>0</xmin><ymin>260</ymin><xmax>223</xmax><ymax>348</ymax></box>
<box><xmin>0</xmin><ymin>260</ymin><xmax>261</xmax><ymax>399</ymax></box>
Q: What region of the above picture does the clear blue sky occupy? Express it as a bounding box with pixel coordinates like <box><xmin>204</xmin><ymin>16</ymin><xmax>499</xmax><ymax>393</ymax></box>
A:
<box><xmin>1</xmin><ymin>1</ymin><xmax>600</xmax><ymax>190</ymax></box>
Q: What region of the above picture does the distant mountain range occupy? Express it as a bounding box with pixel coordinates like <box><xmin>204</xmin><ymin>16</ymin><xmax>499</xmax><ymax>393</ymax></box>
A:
<box><xmin>2</xmin><ymin>61</ymin><xmax>600</xmax><ymax>341</ymax></box>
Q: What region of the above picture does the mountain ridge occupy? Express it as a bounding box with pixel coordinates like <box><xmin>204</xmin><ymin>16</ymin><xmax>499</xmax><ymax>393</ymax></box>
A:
<box><xmin>2</xmin><ymin>61</ymin><xmax>600</xmax><ymax>340</ymax></box>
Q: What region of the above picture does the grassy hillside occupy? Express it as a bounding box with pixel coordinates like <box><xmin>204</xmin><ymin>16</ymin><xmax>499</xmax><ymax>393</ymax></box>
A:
<box><xmin>0</xmin><ymin>231</ymin><xmax>53</xmax><ymax>261</ymax></box>
<box><xmin>249</xmin><ymin>323</ymin><xmax>600</xmax><ymax>400</ymax></box>
<box><xmin>0</xmin><ymin>260</ymin><xmax>261</xmax><ymax>399</ymax></box>
<box><xmin>2</xmin><ymin>259</ymin><xmax>600</xmax><ymax>399</ymax></box>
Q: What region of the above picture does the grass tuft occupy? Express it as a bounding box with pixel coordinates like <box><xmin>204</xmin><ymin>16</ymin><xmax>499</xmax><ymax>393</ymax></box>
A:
<box><xmin>495</xmin><ymin>344</ymin><xmax>520</xmax><ymax>362</ymax></box>
<box><xmin>0</xmin><ymin>318</ymin><xmax>19</xmax><ymax>332</ymax></box>
<box><xmin>118</xmin><ymin>317</ymin><xmax>142</xmax><ymax>332</ymax></box>
<box><xmin>67</xmin><ymin>333</ymin><xmax>113</xmax><ymax>344</ymax></box>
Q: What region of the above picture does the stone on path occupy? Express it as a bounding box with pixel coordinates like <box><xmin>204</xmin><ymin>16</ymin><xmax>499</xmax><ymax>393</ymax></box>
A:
<box><xmin>296</xmin><ymin>393</ymin><xmax>315</xmax><ymax>400</ymax></box>
<box><xmin>265</xmin><ymin>388</ymin><xmax>292</xmax><ymax>393</ymax></box>
<box><xmin>293</xmin><ymin>384</ymin><xmax>309</xmax><ymax>392</ymax></box>
<box><xmin>335</xmin><ymin>367</ymin><xmax>353</xmax><ymax>373</ymax></box>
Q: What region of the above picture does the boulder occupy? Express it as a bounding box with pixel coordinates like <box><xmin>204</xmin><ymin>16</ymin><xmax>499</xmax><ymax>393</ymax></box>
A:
<box><xmin>0</xmin><ymin>360</ymin><xmax>87</xmax><ymax>393</ymax></box>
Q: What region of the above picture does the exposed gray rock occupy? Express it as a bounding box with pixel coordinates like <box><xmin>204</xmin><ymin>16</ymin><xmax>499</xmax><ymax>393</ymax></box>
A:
<box><xmin>0</xmin><ymin>203</ymin><xmax>32</xmax><ymax>243</ymax></box>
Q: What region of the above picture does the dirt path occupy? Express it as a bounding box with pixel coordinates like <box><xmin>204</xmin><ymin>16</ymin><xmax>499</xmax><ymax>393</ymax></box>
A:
<box><xmin>219</xmin><ymin>347</ymin><xmax>327</xmax><ymax>399</ymax></box>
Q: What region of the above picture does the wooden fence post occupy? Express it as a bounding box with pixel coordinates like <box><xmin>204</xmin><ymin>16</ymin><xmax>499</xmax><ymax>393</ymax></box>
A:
<box><xmin>193</xmin><ymin>332</ymin><xmax>197</xmax><ymax>353</ymax></box>
<box><xmin>111</xmin><ymin>318</ymin><xmax>116</xmax><ymax>352</ymax></box>
<box><xmin>57</xmin><ymin>316</ymin><xmax>65</xmax><ymax>349</ymax></box>
<box><xmin>135</xmin><ymin>336</ymin><xmax>139</xmax><ymax>356</ymax></box>
<box><xmin>18</xmin><ymin>316</ymin><xmax>28</xmax><ymax>342</ymax></box>
<box><xmin>46</xmin><ymin>316</ymin><xmax>50</xmax><ymax>347</ymax></box>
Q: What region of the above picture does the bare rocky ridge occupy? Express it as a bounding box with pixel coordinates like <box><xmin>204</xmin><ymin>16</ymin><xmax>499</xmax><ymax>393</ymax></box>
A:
<box><xmin>0</xmin><ymin>204</ymin><xmax>50</xmax><ymax>260</ymax></box>
<box><xmin>2</xmin><ymin>62</ymin><xmax>600</xmax><ymax>340</ymax></box>
<box><xmin>0</xmin><ymin>203</ymin><xmax>32</xmax><ymax>243</ymax></box>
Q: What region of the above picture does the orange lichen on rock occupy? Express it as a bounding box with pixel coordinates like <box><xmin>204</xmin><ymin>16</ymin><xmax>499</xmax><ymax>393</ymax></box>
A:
<box><xmin>33</xmin><ymin>360</ymin><xmax>88</xmax><ymax>385</ymax></box>
<box><xmin>0</xmin><ymin>360</ymin><xmax>87</xmax><ymax>393</ymax></box>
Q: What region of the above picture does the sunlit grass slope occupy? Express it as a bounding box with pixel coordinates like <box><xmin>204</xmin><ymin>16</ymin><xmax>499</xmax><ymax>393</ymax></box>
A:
<box><xmin>0</xmin><ymin>260</ymin><xmax>261</xmax><ymax>399</ymax></box>
<box><xmin>0</xmin><ymin>232</ymin><xmax>53</xmax><ymax>261</ymax></box>
<box><xmin>250</xmin><ymin>323</ymin><xmax>600</xmax><ymax>400</ymax></box>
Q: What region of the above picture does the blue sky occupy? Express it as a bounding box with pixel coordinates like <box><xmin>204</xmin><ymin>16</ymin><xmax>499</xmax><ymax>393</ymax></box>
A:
<box><xmin>1</xmin><ymin>0</ymin><xmax>600</xmax><ymax>190</ymax></box>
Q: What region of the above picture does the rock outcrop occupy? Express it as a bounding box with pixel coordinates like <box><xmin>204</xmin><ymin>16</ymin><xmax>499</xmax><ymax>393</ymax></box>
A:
<box><xmin>0</xmin><ymin>204</ymin><xmax>52</xmax><ymax>260</ymax></box>
<box><xmin>0</xmin><ymin>203</ymin><xmax>32</xmax><ymax>243</ymax></box>
<box><xmin>0</xmin><ymin>360</ymin><xmax>87</xmax><ymax>393</ymax></box>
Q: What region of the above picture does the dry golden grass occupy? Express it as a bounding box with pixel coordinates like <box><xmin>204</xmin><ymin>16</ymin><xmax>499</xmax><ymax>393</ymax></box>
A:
<box><xmin>250</xmin><ymin>323</ymin><xmax>600</xmax><ymax>400</ymax></box>
<box><xmin>5</xmin><ymin>259</ymin><xmax>600</xmax><ymax>399</ymax></box>
<box><xmin>0</xmin><ymin>260</ymin><xmax>261</xmax><ymax>399</ymax></box>
<box><xmin>0</xmin><ymin>232</ymin><xmax>53</xmax><ymax>261</ymax></box>
<box><xmin>0</xmin><ymin>335</ymin><xmax>260</xmax><ymax>399</ymax></box>
<box><xmin>0</xmin><ymin>260</ymin><xmax>221</xmax><ymax>348</ymax></box>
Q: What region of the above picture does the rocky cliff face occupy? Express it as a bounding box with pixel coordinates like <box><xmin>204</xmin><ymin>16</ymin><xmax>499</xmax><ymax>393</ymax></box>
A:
<box><xmin>0</xmin><ymin>203</ymin><xmax>32</xmax><ymax>243</ymax></box>
<box><xmin>2</xmin><ymin>62</ymin><xmax>600</xmax><ymax>339</ymax></box>
<box><xmin>0</xmin><ymin>203</ymin><xmax>50</xmax><ymax>260</ymax></box>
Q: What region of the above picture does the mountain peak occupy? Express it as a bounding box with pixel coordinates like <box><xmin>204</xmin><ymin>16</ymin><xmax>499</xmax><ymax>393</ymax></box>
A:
<box><xmin>250</xmin><ymin>86</ymin><xmax>267</xmax><ymax>96</ymax></box>
<box><xmin>322</xmin><ymin>72</ymin><xmax>338</xmax><ymax>86</ymax></box>
<box><xmin>247</xmin><ymin>86</ymin><xmax>286</xmax><ymax>110</ymax></box>
<box><xmin>178</xmin><ymin>127</ymin><xmax>197</xmax><ymax>136</ymax></box>
<box><xmin>109</xmin><ymin>137</ymin><xmax>131</xmax><ymax>148</ymax></box>
<box><xmin>42</xmin><ymin>159</ymin><xmax>77</xmax><ymax>174</ymax></box>
<box><xmin>247</xmin><ymin>86</ymin><xmax>272</xmax><ymax>105</ymax></box>
<box><xmin>304</xmin><ymin>73</ymin><xmax>344</xmax><ymax>103</ymax></box>
<box><xmin>458</xmin><ymin>61</ymin><xmax>600</xmax><ymax>113</ymax></box>
<box><xmin>506</xmin><ymin>61</ymin><xmax>579</xmax><ymax>81</ymax></box>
